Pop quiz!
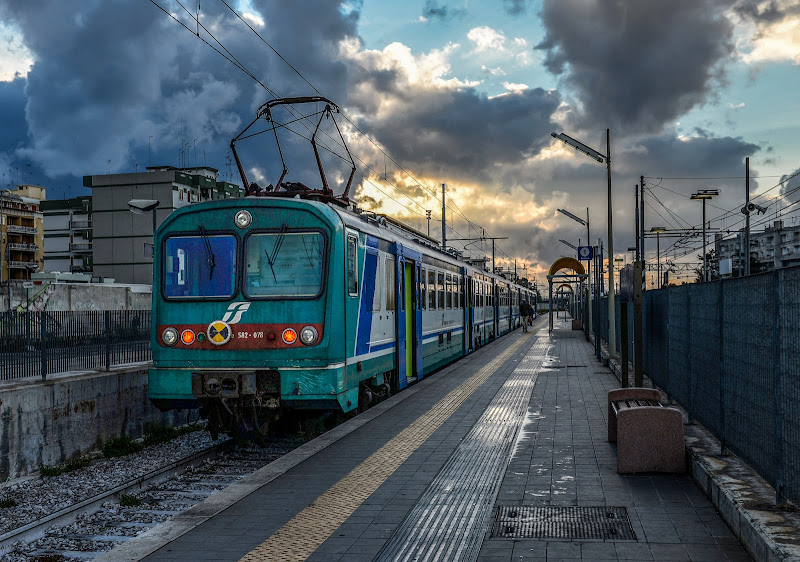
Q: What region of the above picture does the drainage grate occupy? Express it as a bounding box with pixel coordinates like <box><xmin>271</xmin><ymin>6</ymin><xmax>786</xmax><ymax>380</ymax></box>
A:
<box><xmin>491</xmin><ymin>506</ymin><xmax>637</xmax><ymax>540</ymax></box>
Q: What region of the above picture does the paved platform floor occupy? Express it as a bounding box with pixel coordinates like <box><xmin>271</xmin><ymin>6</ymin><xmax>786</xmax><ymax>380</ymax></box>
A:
<box><xmin>127</xmin><ymin>317</ymin><xmax>750</xmax><ymax>561</ymax></box>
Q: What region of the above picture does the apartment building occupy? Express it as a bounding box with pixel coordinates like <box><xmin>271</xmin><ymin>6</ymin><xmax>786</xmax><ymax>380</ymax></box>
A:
<box><xmin>41</xmin><ymin>196</ymin><xmax>93</xmax><ymax>274</ymax></box>
<box><xmin>82</xmin><ymin>166</ymin><xmax>243</xmax><ymax>284</ymax></box>
<box><xmin>0</xmin><ymin>185</ymin><xmax>45</xmax><ymax>282</ymax></box>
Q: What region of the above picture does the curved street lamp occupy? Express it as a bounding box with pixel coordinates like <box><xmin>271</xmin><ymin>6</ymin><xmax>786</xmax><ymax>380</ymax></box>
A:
<box><xmin>552</xmin><ymin>130</ymin><xmax>616</xmax><ymax>357</ymax></box>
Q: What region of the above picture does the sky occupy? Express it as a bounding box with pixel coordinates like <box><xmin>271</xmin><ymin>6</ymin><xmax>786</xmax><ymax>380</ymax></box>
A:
<box><xmin>1</xmin><ymin>0</ymin><xmax>799</xmax><ymax>286</ymax></box>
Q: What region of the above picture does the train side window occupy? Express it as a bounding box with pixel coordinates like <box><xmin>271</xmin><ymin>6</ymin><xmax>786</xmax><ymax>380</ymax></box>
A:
<box><xmin>372</xmin><ymin>256</ymin><xmax>382</xmax><ymax>312</ymax></box>
<box><xmin>421</xmin><ymin>268</ymin><xmax>427</xmax><ymax>310</ymax></box>
<box><xmin>446</xmin><ymin>274</ymin><xmax>452</xmax><ymax>309</ymax></box>
<box><xmin>437</xmin><ymin>273</ymin><xmax>445</xmax><ymax>309</ymax></box>
<box><xmin>385</xmin><ymin>257</ymin><xmax>395</xmax><ymax>311</ymax></box>
<box><xmin>428</xmin><ymin>270</ymin><xmax>436</xmax><ymax>309</ymax></box>
<box><xmin>347</xmin><ymin>234</ymin><xmax>358</xmax><ymax>297</ymax></box>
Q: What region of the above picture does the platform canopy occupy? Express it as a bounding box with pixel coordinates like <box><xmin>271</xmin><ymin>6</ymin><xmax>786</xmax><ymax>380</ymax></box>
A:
<box><xmin>546</xmin><ymin>257</ymin><xmax>588</xmax><ymax>332</ymax></box>
<box><xmin>549</xmin><ymin>257</ymin><xmax>585</xmax><ymax>277</ymax></box>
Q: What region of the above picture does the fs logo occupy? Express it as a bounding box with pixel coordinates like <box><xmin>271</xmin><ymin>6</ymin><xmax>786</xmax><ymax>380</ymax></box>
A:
<box><xmin>222</xmin><ymin>302</ymin><xmax>251</xmax><ymax>324</ymax></box>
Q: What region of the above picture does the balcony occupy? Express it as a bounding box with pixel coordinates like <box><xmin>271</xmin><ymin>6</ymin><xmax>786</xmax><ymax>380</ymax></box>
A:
<box><xmin>69</xmin><ymin>220</ymin><xmax>92</xmax><ymax>230</ymax></box>
<box><xmin>6</xmin><ymin>225</ymin><xmax>38</xmax><ymax>235</ymax></box>
<box><xmin>7</xmin><ymin>243</ymin><xmax>38</xmax><ymax>252</ymax></box>
<box><xmin>71</xmin><ymin>264</ymin><xmax>93</xmax><ymax>273</ymax></box>
<box><xmin>8</xmin><ymin>261</ymin><xmax>39</xmax><ymax>271</ymax></box>
<box><xmin>69</xmin><ymin>243</ymin><xmax>93</xmax><ymax>253</ymax></box>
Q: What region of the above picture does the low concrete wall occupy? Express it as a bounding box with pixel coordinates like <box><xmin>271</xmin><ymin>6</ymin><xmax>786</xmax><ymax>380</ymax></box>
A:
<box><xmin>0</xmin><ymin>364</ymin><xmax>185</xmax><ymax>479</ymax></box>
<box><xmin>8</xmin><ymin>282</ymin><xmax>152</xmax><ymax>312</ymax></box>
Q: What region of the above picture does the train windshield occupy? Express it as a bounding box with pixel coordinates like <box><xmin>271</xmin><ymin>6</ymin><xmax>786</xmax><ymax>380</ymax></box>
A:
<box><xmin>163</xmin><ymin>234</ymin><xmax>237</xmax><ymax>298</ymax></box>
<box><xmin>245</xmin><ymin>231</ymin><xmax>325</xmax><ymax>298</ymax></box>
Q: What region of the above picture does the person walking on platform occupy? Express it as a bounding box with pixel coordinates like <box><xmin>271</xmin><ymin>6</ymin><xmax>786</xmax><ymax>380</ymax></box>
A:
<box><xmin>520</xmin><ymin>299</ymin><xmax>532</xmax><ymax>332</ymax></box>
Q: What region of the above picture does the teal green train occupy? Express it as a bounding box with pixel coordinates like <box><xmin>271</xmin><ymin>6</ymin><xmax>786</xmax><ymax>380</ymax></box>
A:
<box><xmin>149</xmin><ymin>96</ymin><xmax>536</xmax><ymax>437</ymax></box>
<box><xmin>148</xmin><ymin>195</ymin><xmax>536</xmax><ymax>436</ymax></box>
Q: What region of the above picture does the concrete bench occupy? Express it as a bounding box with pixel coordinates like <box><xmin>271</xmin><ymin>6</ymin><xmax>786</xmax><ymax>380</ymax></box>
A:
<box><xmin>607</xmin><ymin>388</ymin><xmax>685</xmax><ymax>474</ymax></box>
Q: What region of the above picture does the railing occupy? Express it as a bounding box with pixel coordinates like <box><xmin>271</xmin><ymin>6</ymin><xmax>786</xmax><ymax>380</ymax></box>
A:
<box><xmin>69</xmin><ymin>243</ymin><xmax>92</xmax><ymax>252</ymax></box>
<box><xmin>0</xmin><ymin>310</ymin><xmax>151</xmax><ymax>380</ymax></box>
<box><xmin>69</xmin><ymin>220</ymin><xmax>92</xmax><ymax>229</ymax></box>
<box><xmin>8</xmin><ymin>261</ymin><xmax>38</xmax><ymax>270</ymax></box>
<box><xmin>6</xmin><ymin>225</ymin><xmax>38</xmax><ymax>235</ymax></box>
<box><xmin>7</xmin><ymin>243</ymin><xmax>38</xmax><ymax>252</ymax></box>
<box><xmin>594</xmin><ymin>266</ymin><xmax>800</xmax><ymax>506</ymax></box>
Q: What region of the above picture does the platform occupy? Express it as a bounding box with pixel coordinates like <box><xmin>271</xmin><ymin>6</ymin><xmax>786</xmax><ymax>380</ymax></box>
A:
<box><xmin>102</xmin><ymin>317</ymin><xmax>751</xmax><ymax>561</ymax></box>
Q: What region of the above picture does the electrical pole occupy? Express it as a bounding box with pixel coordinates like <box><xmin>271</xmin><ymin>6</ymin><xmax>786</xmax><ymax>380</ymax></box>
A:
<box><xmin>441</xmin><ymin>183</ymin><xmax>446</xmax><ymax>250</ymax></box>
<box><xmin>744</xmin><ymin>158</ymin><xmax>750</xmax><ymax>276</ymax></box>
<box><xmin>606</xmin><ymin>129</ymin><xmax>616</xmax><ymax>358</ymax></box>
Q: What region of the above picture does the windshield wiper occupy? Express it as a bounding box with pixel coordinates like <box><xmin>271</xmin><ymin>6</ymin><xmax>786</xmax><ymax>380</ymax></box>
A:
<box><xmin>198</xmin><ymin>225</ymin><xmax>216</xmax><ymax>280</ymax></box>
<box><xmin>265</xmin><ymin>224</ymin><xmax>288</xmax><ymax>283</ymax></box>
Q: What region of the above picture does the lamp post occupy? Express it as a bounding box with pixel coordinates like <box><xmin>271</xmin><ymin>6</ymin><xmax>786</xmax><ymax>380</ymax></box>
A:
<box><xmin>557</xmin><ymin>207</ymin><xmax>592</xmax><ymax>340</ymax></box>
<box><xmin>651</xmin><ymin>226</ymin><xmax>666</xmax><ymax>288</ymax></box>
<box><xmin>690</xmin><ymin>189</ymin><xmax>719</xmax><ymax>282</ymax></box>
<box><xmin>552</xmin><ymin>130</ymin><xmax>615</xmax><ymax>357</ymax></box>
<box><xmin>559</xmin><ymin>239</ymin><xmax>578</xmax><ymax>252</ymax></box>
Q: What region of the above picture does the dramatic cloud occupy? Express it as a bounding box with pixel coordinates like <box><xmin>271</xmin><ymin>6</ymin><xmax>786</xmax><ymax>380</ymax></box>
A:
<box><xmin>422</xmin><ymin>1</ymin><xmax>465</xmax><ymax>21</ymax></box>
<box><xmin>503</xmin><ymin>0</ymin><xmax>530</xmax><ymax>16</ymax></box>
<box><xmin>467</xmin><ymin>26</ymin><xmax>507</xmax><ymax>52</ymax></box>
<box><xmin>734</xmin><ymin>0</ymin><xmax>800</xmax><ymax>64</ymax></box>
<box><xmin>341</xmin><ymin>38</ymin><xmax>560</xmax><ymax>185</ymax></box>
<box><xmin>536</xmin><ymin>0</ymin><xmax>738</xmax><ymax>133</ymax></box>
<box><xmin>0</xmin><ymin>0</ymin><xmax>361</xmax><ymax>186</ymax></box>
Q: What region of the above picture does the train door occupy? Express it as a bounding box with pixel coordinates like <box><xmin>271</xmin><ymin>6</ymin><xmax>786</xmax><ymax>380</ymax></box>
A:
<box><xmin>393</xmin><ymin>244</ymin><xmax>423</xmax><ymax>389</ymax></box>
<box><xmin>461</xmin><ymin>268</ymin><xmax>469</xmax><ymax>355</ymax></box>
<box><xmin>493</xmin><ymin>283</ymin><xmax>499</xmax><ymax>339</ymax></box>
<box><xmin>414</xmin><ymin>262</ymin><xmax>424</xmax><ymax>380</ymax></box>
<box><xmin>466</xmin><ymin>276</ymin><xmax>474</xmax><ymax>352</ymax></box>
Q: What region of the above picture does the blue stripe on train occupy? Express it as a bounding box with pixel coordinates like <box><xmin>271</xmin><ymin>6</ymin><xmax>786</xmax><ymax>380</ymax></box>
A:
<box><xmin>355</xmin><ymin>239</ymin><xmax>379</xmax><ymax>356</ymax></box>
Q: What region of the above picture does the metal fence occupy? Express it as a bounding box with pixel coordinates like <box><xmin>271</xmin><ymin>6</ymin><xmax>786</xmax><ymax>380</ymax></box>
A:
<box><xmin>636</xmin><ymin>268</ymin><xmax>800</xmax><ymax>505</ymax></box>
<box><xmin>0</xmin><ymin>310</ymin><xmax>151</xmax><ymax>380</ymax></box>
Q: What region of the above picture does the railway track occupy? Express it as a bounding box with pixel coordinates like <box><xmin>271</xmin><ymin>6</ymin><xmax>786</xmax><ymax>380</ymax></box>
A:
<box><xmin>0</xmin><ymin>435</ymin><xmax>304</xmax><ymax>561</ymax></box>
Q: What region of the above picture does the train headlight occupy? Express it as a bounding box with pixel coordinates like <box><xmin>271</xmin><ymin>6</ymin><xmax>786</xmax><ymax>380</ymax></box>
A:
<box><xmin>234</xmin><ymin>210</ymin><xmax>252</xmax><ymax>229</ymax></box>
<box><xmin>181</xmin><ymin>329</ymin><xmax>196</xmax><ymax>345</ymax></box>
<box><xmin>282</xmin><ymin>328</ymin><xmax>298</xmax><ymax>344</ymax></box>
<box><xmin>162</xmin><ymin>327</ymin><xmax>178</xmax><ymax>346</ymax></box>
<box><xmin>299</xmin><ymin>326</ymin><xmax>318</xmax><ymax>346</ymax></box>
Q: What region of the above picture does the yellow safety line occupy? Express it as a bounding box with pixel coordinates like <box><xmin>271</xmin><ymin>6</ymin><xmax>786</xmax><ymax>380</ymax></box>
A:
<box><xmin>240</xmin><ymin>332</ymin><xmax>531</xmax><ymax>562</ymax></box>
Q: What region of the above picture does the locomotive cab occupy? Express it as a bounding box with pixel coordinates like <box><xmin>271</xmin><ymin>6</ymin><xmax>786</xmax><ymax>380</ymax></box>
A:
<box><xmin>149</xmin><ymin>198</ymin><xmax>350</xmax><ymax>437</ymax></box>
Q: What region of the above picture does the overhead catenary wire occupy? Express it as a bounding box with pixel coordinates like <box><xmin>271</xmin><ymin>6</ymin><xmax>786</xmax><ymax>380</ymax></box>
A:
<box><xmin>149</xmin><ymin>0</ymin><xmax>510</xmax><ymax>262</ymax></box>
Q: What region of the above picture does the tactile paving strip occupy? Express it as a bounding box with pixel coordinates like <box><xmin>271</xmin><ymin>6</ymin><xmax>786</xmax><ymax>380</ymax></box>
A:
<box><xmin>491</xmin><ymin>506</ymin><xmax>637</xmax><ymax>540</ymax></box>
<box><xmin>240</xmin><ymin>333</ymin><xmax>532</xmax><ymax>562</ymax></box>
<box><xmin>375</xmin><ymin>340</ymin><xmax>549</xmax><ymax>562</ymax></box>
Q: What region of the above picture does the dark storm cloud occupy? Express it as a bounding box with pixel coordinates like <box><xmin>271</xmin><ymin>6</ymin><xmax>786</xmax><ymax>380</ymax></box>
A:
<box><xmin>422</xmin><ymin>1</ymin><xmax>465</xmax><ymax>21</ymax></box>
<box><xmin>0</xmin><ymin>0</ymin><xmax>360</xmax><ymax>190</ymax></box>
<box><xmin>349</xmin><ymin>83</ymin><xmax>561</xmax><ymax>183</ymax></box>
<box><xmin>536</xmin><ymin>0</ymin><xmax>738</xmax><ymax>133</ymax></box>
<box><xmin>0</xmin><ymin>77</ymin><xmax>26</xmax><ymax>152</ymax></box>
<box><xmin>778</xmin><ymin>167</ymin><xmax>800</xmax><ymax>206</ymax></box>
<box><xmin>733</xmin><ymin>0</ymin><xmax>800</xmax><ymax>23</ymax></box>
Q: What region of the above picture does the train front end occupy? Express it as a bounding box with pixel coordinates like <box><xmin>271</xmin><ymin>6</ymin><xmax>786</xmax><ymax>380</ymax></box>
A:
<box><xmin>149</xmin><ymin>198</ymin><xmax>347</xmax><ymax>436</ymax></box>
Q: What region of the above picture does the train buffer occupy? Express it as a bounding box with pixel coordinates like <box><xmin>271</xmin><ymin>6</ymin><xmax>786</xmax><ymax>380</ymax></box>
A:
<box><xmin>99</xmin><ymin>317</ymin><xmax>754</xmax><ymax>561</ymax></box>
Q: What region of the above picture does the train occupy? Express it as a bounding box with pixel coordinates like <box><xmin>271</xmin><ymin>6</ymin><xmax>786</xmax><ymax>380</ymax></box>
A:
<box><xmin>147</xmin><ymin>97</ymin><xmax>537</xmax><ymax>438</ymax></box>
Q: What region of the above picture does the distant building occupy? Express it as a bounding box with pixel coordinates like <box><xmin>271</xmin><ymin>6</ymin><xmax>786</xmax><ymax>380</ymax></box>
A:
<box><xmin>82</xmin><ymin>166</ymin><xmax>243</xmax><ymax>284</ymax></box>
<box><xmin>1</xmin><ymin>185</ymin><xmax>45</xmax><ymax>282</ymax></box>
<box><xmin>715</xmin><ymin>219</ymin><xmax>800</xmax><ymax>276</ymax></box>
<box><xmin>41</xmin><ymin>195</ymin><xmax>93</xmax><ymax>274</ymax></box>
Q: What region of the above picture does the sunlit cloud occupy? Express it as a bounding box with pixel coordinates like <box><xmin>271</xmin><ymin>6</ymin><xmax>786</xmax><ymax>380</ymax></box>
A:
<box><xmin>0</xmin><ymin>22</ymin><xmax>34</xmax><ymax>81</ymax></box>
<box><xmin>467</xmin><ymin>26</ymin><xmax>508</xmax><ymax>52</ymax></box>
